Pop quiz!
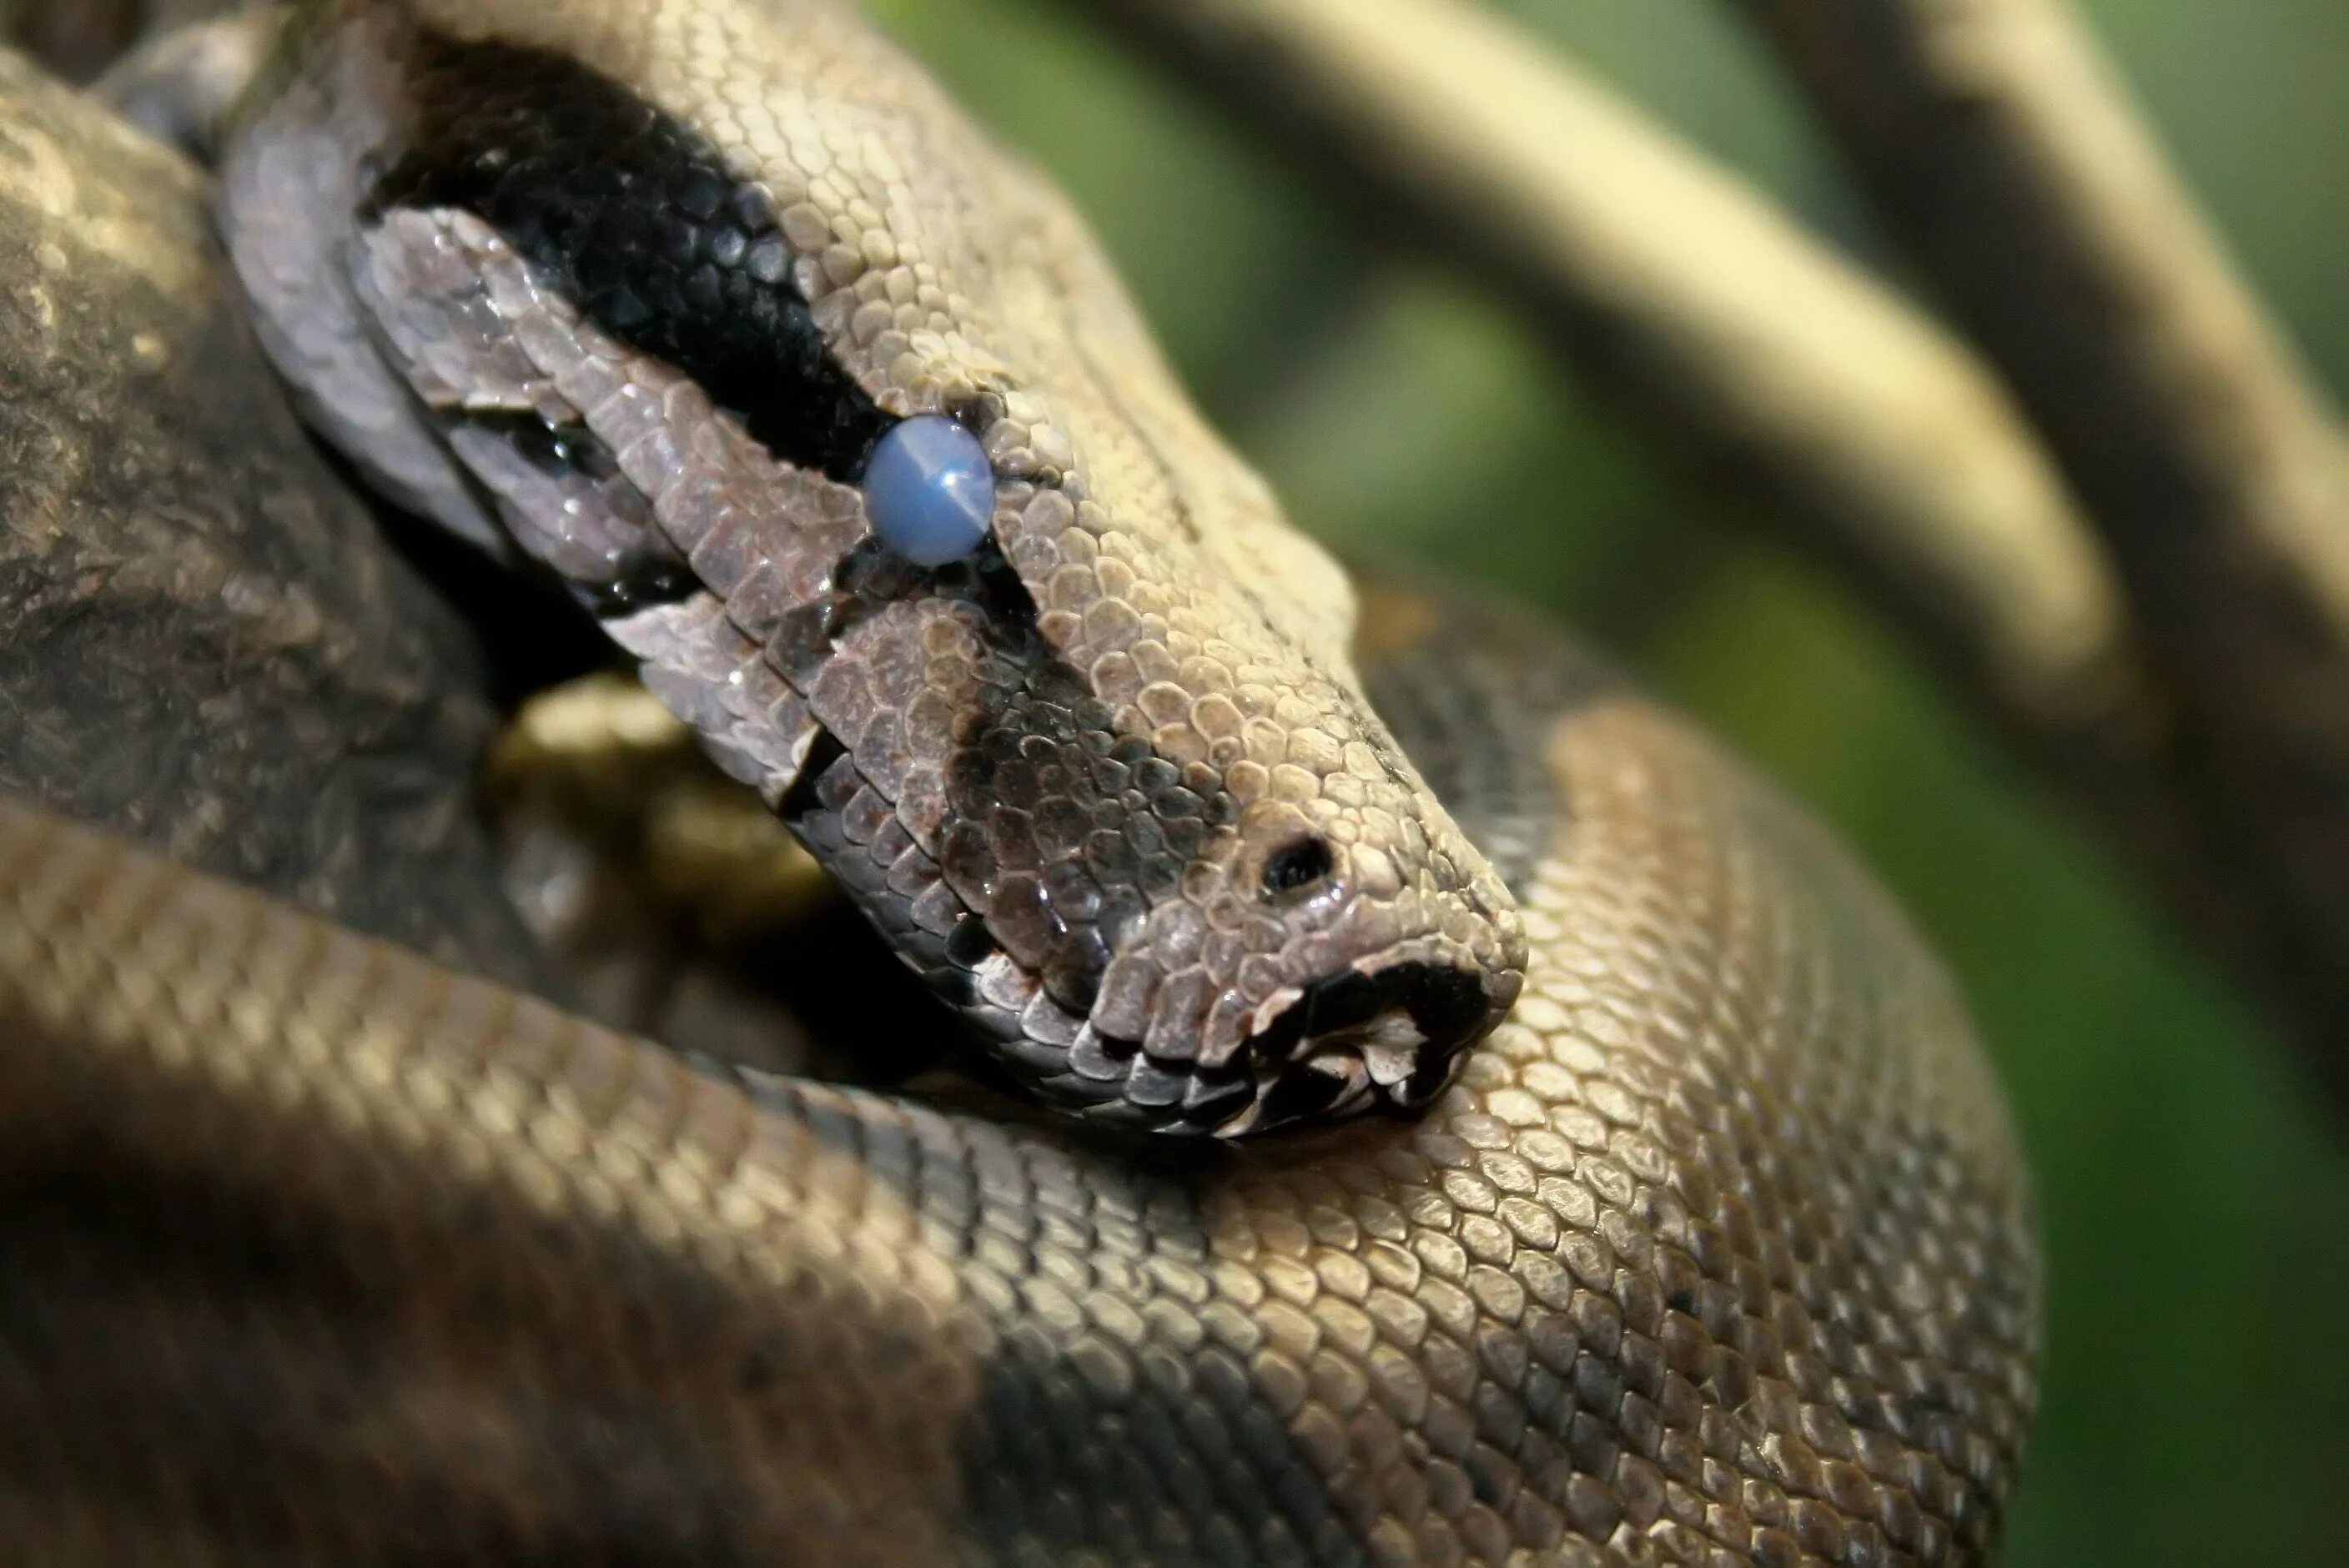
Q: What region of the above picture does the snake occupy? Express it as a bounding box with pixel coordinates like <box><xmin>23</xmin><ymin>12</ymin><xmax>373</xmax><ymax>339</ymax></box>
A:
<box><xmin>0</xmin><ymin>0</ymin><xmax>2039</xmax><ymax>1561</ymax></box>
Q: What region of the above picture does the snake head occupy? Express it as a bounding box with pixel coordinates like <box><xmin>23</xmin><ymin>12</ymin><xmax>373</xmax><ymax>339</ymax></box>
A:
<box><xmin>220</xmin><ymin>0</ymin><xmax>1528</xmax><ymax>1134</ymax></box>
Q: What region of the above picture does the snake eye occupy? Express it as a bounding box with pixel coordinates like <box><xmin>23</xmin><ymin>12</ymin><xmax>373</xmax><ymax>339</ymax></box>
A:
<box><xmin>863</xmin><ymin>414</ymin><xmax>996</xmax><ymax>565</ymax></box>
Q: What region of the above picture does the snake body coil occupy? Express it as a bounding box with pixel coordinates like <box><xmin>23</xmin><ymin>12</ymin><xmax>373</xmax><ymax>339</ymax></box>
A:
<box><xmin>0</xmin><ymin>3</ymin><xmax>2039</xmax><ymax>1562</ymax></box>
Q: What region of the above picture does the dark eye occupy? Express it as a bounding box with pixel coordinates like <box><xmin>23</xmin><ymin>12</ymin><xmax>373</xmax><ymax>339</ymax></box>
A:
<box><xmin>863</xmin><ymin>414</ymin><xmax>996</xmax><ymax>565</ymax></box>
<box><xmin>1261</xmin><ymin>835</ymin><xmax>1335</xmax><ymax>898</ymax></box>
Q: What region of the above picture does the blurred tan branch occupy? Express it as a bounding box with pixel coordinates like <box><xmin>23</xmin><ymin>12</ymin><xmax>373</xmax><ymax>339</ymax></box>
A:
<box><xmin>1729</xmin><ymin>0</ymin><xmax>2349</xmax><ymax>1096</ymax></box>
<box><xmin>1074</xmin><ymin>0</ymin><xmax>2132</xmax><ymax>728</ymax></box>
<box><xmin>1067</xmin><ymin>0</ymin><xmax>2349</xmax><ymax>1103</ymax></box>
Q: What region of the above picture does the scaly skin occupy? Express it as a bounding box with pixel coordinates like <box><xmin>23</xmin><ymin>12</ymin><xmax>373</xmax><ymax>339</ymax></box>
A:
<box><xmin>0</xmin><ymin>7</ymin><xmax>2038</xmax><ymax>1563</ymax></box>
<box><xmin>0</xmin><ymin>622</ymin><xmax>2037</xmax><ymax>1564</ymax></box>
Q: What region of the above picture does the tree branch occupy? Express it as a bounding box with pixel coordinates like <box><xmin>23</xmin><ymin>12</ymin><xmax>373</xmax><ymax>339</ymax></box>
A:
<box><xmin>1728</xmin><ymin>0</ymin><xmax>2349</xmax><ymax>1097</ymax></box>
<box><xmin>1067</xmin><ymin>0</ymin><xmax>2135</xmax><ymax>744</ymax></box>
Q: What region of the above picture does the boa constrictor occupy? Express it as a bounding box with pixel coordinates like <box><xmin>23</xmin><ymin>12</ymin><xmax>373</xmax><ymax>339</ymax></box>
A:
<box><xmin>0</xmin><ymin>3</ymin><xmax>2036</xmax><ymax>1562</ymax></box>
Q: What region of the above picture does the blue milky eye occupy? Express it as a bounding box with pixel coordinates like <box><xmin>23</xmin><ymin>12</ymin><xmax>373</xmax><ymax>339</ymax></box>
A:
<box><xmin>863</xmin><ymin>414</ymin><xmax>997</xmax><ymax>566</ymax></box>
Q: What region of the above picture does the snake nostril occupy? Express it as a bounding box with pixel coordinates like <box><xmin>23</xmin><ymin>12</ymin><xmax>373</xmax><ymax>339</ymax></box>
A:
<box><xmin>1260</xmin><ymin>835</ymin><xmax>1335</xmax><ymax>900</ymax></box>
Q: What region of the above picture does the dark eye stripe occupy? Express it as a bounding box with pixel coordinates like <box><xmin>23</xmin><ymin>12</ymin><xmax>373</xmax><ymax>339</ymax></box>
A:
<box><xmin>370</xmin><ymin>32</ymin><xmax>888</xmax><ymax>485</ymax></box>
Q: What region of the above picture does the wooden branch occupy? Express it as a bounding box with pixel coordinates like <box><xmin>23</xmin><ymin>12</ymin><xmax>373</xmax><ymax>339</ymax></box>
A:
<box><xmin>1065</xmin><ymin>0</ymin><xmax>2136</xmax><ymax>747</ymax></box>
<box><xmin>1728</xmin><ymin>0</ymin><xmax>2349</xmax><ymax>1097</ymax></box>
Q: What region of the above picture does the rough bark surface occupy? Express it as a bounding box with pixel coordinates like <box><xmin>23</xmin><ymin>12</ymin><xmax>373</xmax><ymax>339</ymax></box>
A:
<box><xmin>0</xmin><ymin>49</ymin><xmax>544</xmax><ymax>988</ymax></box>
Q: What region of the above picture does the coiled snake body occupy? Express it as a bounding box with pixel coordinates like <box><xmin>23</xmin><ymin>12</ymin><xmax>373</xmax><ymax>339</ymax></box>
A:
<box><xmin>0</xmin><ymin>2</ymin><xmax>2037</xmax><ymax>1561</ymax></box>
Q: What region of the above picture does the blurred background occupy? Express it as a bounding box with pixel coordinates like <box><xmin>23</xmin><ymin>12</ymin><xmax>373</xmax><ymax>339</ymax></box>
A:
<box><xmin>4</xmin><ymin>0</ymin><xmax>2341</xmax><ymax>1560</ymax></box>
<box><xmin>852</xmin><ymin>2</ymin><xmax>2345</xmax><ymax>1563</ymax></box>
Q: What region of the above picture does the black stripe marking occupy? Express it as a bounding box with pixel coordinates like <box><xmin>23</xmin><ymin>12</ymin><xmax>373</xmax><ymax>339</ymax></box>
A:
<box><xmin>372</xmin><ymin>33</ymin><xmax>890</xmax><ymax>485</ymax></box>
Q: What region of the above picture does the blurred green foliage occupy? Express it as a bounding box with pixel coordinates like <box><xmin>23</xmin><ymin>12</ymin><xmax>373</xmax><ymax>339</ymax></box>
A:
<box><xmin>870</xmin><ymin>1</ymin><xmax>2349</xmax><ymax>1561</ymax></box>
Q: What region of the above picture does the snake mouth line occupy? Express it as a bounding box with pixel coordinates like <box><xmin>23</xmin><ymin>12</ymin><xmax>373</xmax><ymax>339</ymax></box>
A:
<box><xmin>1047</xmin><ymin>957</ymin><xmax>1496</xmax><ymax>1137</ymax></box>
<box><xmin>1215</xmin><ymin>960</ymin><xmax>1491</xmax><ymax>1136</ymax></box>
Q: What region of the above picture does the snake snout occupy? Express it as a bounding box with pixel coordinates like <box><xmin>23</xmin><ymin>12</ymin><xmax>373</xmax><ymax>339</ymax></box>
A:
<box><xmin>1226</xmin><ymin>960</ymin><xmax>1492</xmax><ymax>1136</ymax></box>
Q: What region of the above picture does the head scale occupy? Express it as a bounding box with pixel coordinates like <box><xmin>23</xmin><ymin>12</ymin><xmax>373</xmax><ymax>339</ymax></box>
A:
<box><xmin>226</xmin><ymin>0</ymin><xmax>1529</xmax><ymax>1133</ymax></box>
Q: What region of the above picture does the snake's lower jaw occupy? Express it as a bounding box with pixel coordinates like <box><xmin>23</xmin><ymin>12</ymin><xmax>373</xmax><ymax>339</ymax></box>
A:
<box><xmin>1035</xmin><ymin>958</ymin><xmax>1512</xmax><ymax>1137</ymax></box>
<box><xmin>1215</xmin><ymin>959</ymin><xmax>1512</xmax><ymax>1138</ymax></box>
